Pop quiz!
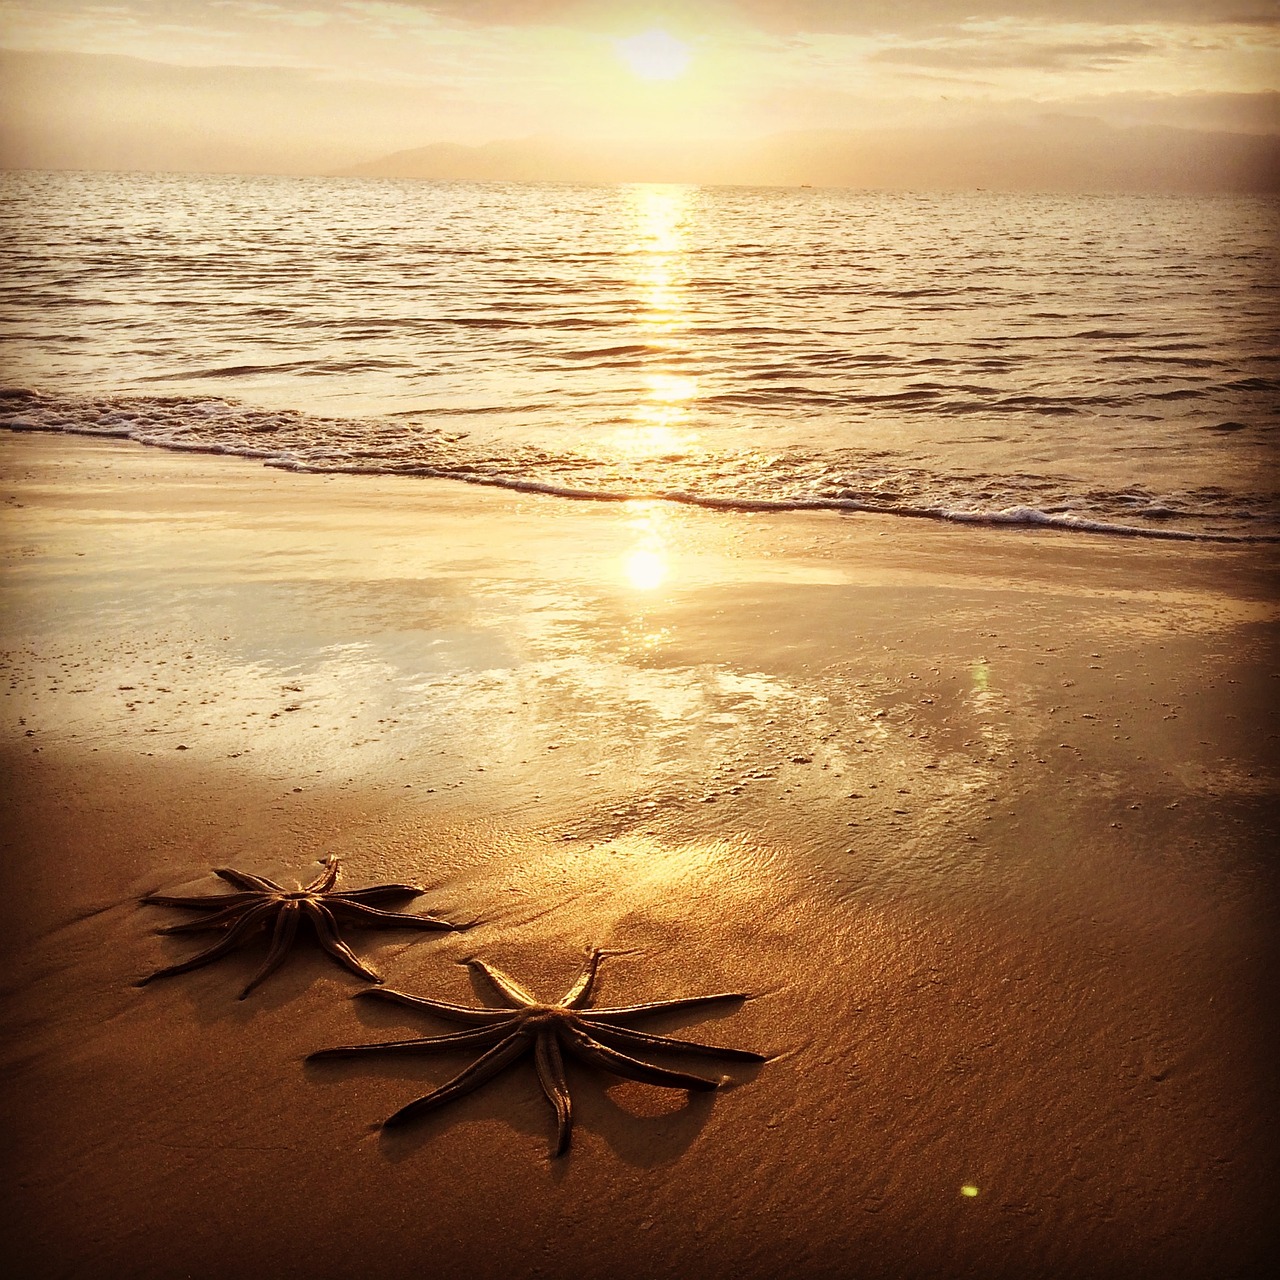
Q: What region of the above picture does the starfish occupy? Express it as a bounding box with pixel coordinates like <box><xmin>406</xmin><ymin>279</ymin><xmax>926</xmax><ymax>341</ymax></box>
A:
<box><xmin>309</xmin><ymin>949</ymin><xmax>765</xmax><ymax>1155</ymax></box>
<box><xmin>138</xmin><ymin>857</ymin><xmax>461</xmax><ymax>999</ymax></box>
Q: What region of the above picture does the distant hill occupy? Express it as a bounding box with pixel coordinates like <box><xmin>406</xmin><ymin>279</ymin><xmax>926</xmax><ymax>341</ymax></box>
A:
<box><xmin>339</xmin><ymin>119</ymin><xmax>1280</xmax><ymax>193</ymax></box>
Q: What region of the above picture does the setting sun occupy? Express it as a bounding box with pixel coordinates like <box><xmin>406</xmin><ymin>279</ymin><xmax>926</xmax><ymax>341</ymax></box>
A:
<box><xmin>613</xmin><ymin>29</ymin><xmax>692</xmax><ymax>82</ymax></box>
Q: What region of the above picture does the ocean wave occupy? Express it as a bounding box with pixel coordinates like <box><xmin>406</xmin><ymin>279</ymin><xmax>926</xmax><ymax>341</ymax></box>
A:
<box><xmin>2</xmin><ymin>388</ymin><xmax>1275</xmax><ymax>544</ymax></box>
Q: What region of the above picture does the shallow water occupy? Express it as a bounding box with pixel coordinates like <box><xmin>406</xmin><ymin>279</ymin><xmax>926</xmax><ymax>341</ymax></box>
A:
<box><xmin>1</xmin><ymin>170</ymin><xmax>1277</xmax><ymax>539</ymax></box>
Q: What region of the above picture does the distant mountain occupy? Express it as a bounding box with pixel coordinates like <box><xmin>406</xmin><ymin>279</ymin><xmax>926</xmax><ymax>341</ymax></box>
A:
<box><xmin>339</xmin><ymin>119</ymin><xmax>1280</xmax><ymax>193</ymax></box>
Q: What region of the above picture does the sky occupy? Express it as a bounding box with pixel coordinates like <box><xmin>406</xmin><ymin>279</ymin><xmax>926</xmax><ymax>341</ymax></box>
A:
<box><xmin>0</xmin><ymin>1</ymin><xmax>1277</xmax><ymax>186</ymax></box>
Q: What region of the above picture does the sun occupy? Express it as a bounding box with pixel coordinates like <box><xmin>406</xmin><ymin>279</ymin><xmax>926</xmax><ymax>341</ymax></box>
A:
<box><xmin>614</xmin><ymin>29</ymin><xmax>692</xmax><ymax>82</ymax></box>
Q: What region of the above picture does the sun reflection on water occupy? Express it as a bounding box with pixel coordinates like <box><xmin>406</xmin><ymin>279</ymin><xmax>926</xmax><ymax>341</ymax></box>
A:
<box><xmin>647</xmin><ymin>373</ymin><xmax>698</xmax><ymax>403</ymax></box>
<box><xmin>615</xmin><ymin>373</ymin><xmax>699</xmax><ymax>459</ymax></box>
<box><xmin>613</xmin><ymin>186</ymin><xmax>701</xmax><ymax>465</ymax></box>
<box><xmin>628</xmin><ymin>185</ymin><xmax>689</xmax><ymax>332</ymax></box>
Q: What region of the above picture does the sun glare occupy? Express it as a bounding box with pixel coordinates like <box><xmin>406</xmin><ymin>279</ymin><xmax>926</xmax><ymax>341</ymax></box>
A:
<box><xmin>614</xmin><ymin>29</ymin><xmax>692</xmax><ymax>81</ymax></box>
<box><xmin>624</xmin><ymin>547</ymin><xmax>668</xmax><ymax>591</ymax></box>
<box><xmin>621</xmin><ymin>504</ymin><xmax>671</xmax><ymax>593</ymax></box>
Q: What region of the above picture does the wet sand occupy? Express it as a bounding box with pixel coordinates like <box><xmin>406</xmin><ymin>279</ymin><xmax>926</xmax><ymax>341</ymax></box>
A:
<box><xmin>1</xmin><ymin>431</ymin><xmax>1276</xmax><ymax>1280</ymax></box>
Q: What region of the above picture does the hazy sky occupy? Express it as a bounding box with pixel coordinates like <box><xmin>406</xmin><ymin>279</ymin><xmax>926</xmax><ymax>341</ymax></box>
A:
<box><xmin>1</xmin><ymin>1</ymin><xmax>1277</xmax><ymax>178</ymax></box>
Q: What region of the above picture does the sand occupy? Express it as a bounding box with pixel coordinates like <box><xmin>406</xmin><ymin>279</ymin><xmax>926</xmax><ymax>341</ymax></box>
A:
<box><xmin>0</xmin><ymin>431</ymin><xmax>1276</xmax><ymax>1280</ymax></box>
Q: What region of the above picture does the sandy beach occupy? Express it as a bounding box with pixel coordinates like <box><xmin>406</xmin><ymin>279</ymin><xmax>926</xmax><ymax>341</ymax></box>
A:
<box><xmin>1</xmin><ymin>430</ymin><xmax>1276</xmax><ymax>1279</ymax></box>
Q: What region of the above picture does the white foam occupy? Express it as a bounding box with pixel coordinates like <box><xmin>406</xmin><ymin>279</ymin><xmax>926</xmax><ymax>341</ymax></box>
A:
<box><xmin>2</xmin><ymin>389</ymin><xmax>1275</xmax><ymax>545</ymax></box>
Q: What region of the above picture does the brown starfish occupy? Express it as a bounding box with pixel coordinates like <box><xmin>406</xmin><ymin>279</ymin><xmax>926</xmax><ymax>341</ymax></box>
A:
<box><xmin>138</xmin><ymin>856</ymin><xmax>461</xmax><ymax>999</ymax></box>
<box><xmin>309</xmin><ymin>948</ymin><xmax>764</xmax><ymax>1155</ymax></box>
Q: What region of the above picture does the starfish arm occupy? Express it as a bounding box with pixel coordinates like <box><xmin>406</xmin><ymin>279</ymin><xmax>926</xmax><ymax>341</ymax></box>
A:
<box><xmin>381</xmin><ymin>1033</ymin><xmax>528</xmax><ymax>1128</ymax></box>
<box><xmin>585</xmin><ymin>993</ymin><xmax>751</xmax><ymax>1023</ymax></box>
<box><xmin>152</xmin><ymin>902</ymin><xmax>263</xmax><ymax>932</ymax></box>
<box><xmin>136</xmin><ymin>901</ymin><xmax>276</xmax><ymax>985</ymax></box>
<box><xmin>305</xmin><ymin>858</ymin><xmax>341</xmax><ymax>894</ymax></box>
<box><xmin>325</xmin><ymin>898</ymin><xmax>456</xmax><ymax>930</ymax></box>
<box><xmin>306</xmin><ymin>902</ymin><xmax>381</xmax><ymax>982</ymax></box>
<box><xmin>466</xmin><ymin>958</ymin><xmax>539</xmax><ymax>1008</ymax></box>
<box><xmin>327</xmin><ymin>884</ymin><xmax>424</xmax><ymax>904</ymax></box>
<box><xmin>560</xmin><ymin>949</ymin><xmax>605</xmax><ymax>1009</ymax></box>
<box><xmin>356</xmin><ymin>988</ymin><xmax>516</xmax><ymax>1025</ymax></box>
<box><xmin>308</xmin><ymin>1025</ymin><xmax>509</xmax><ymax>1060</ymax></box>
<box><xmin>534</xmin><ymin>1031</ymin><xmax>574</xmax><ymax>1156</ymax></box>
<box><xmin>238</xmin><ymin>901</ymin><xmax>301</xmax><ymax>999</ymax></box>
<box><xmin>585</xmin><ymin>1021</ymin><xmax>766</xmax><ymax>1063</ymax></box>
<box><xmin>214</xmin><ymin>867</ymin><xmax>284</xmax><ymax>894</ymax></box>
<box><xmin>562</xmin><ymin>1025</ymin><xmax>722</xmax><ymax>1091</ymax></box>
<box><xmin>143</xmin><ymin>891</ymin><xmax>262</xmax><ymax>911</ymax></box>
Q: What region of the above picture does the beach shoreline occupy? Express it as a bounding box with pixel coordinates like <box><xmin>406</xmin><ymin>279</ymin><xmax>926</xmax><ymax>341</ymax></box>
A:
<box><xmin>1</xmin><ymin>430</ymin><xmax>1276</xmax><ymax>1279</ymax></box>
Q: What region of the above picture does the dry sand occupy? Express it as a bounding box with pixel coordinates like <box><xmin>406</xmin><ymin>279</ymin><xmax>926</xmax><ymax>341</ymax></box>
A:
<box><xmin>1</xmin><ymin>431</ymin><xmax>1276</xmax><ymax>1280</ymax></box>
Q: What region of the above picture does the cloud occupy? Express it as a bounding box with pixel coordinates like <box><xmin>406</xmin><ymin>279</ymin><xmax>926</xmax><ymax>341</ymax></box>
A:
<box><xmin>0</xmin><ymin>46</ymin><xmax>323</xmax><ymax>97</ymax></box>
<box><xmin>6</xmin><ymin>1</ymin><xmax>1275</xmax><ymax>43</ymax></box>
<box><xmin>718</xmin><ymin>3</ymin><xmax>1280</xmax><ymax>35</ymax></box>
<box><xmin>869</xmin><ymin>38</ymin><xmax>1159</xmax><ymax>73</ymax></box>
<box><xmin>0</xmin><ymin>47</ymin><xmax>442</xmax><ymax>173</ymax></box>
<box><xmin>400</xmin><ymin>1</ymin><xmax>1280</xmax><ymax>34</ymax></box>
<box><xmin>1035</xmin><ymin>89</ymin><xmax>1280</xmax><ymax>135</ymax></box>
<box><xmin>409</xmin><ymin>0</ymin><xmax>578</xmax><ymax>19</ymax></box>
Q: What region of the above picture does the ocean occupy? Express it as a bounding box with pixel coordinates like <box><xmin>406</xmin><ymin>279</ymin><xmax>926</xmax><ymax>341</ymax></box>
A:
<box><xmin>2</xmin><ymin>169</ymin><xmax>1276</xmax><ymax>541</ymax></box>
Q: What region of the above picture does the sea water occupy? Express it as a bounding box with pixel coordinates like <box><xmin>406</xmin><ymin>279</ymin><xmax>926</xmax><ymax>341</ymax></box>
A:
<box><xmin>1</xmin><ymin>169</ymin><xmax>1276</xmax><ymax>540</ymax></box>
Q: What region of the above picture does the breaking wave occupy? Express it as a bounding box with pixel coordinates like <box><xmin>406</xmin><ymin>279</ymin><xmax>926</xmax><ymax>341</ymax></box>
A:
<box><xmin>3</xmin><ymin>388</ymin><xmax>1275</xmax><ymax>543</ymax></box>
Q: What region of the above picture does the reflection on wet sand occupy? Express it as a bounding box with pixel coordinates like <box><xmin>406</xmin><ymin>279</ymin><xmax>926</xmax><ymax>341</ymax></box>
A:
<box><xmin>621</xmin><ymin>501</ymin><xmax>670</xmax><ymax>593</ymax></box>
<box><xmin>4</xmin><ymin>434</ymin><xmax>1276</xmax><ymax>1278</ymax></box>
